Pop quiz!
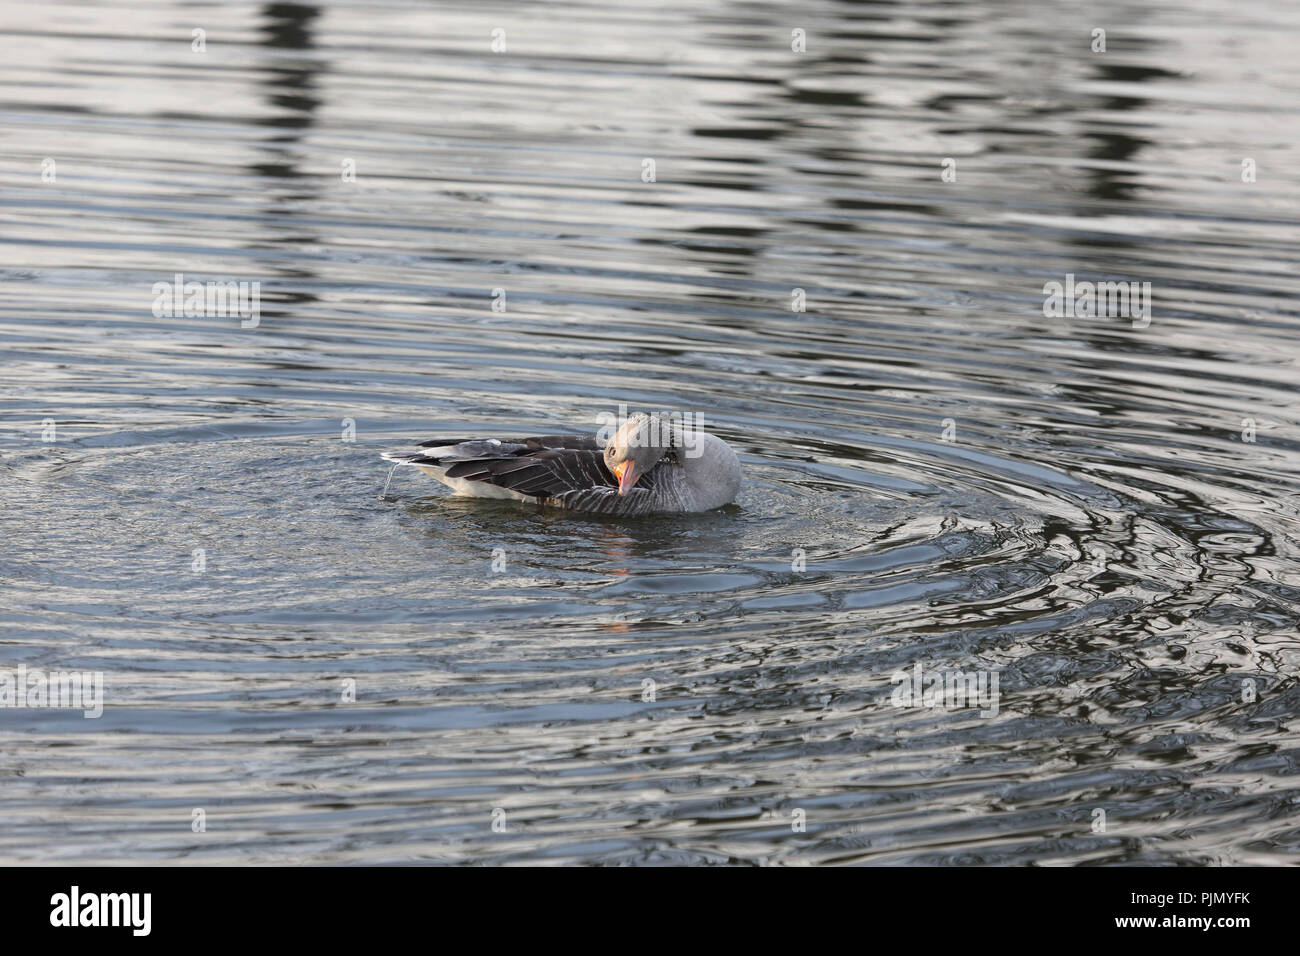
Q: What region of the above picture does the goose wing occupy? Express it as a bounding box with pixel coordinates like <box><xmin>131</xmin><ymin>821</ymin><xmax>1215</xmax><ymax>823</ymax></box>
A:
<box><xmin>396</xmin><ymin>434</ymin><xmax>661</xmax><ymax>499</ymax></box>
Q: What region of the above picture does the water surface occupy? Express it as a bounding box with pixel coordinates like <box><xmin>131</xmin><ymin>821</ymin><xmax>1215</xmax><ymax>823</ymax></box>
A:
<box><xmin>1</xmin><ymin>0</ymin><xmax>1299</xmax><ymax>864</ymax></box>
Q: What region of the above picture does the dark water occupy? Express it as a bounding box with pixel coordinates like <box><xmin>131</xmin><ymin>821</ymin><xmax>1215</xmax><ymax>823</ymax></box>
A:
<box><xmin>2</xmin><ymin>0</ymin><xmax>1299</xmax><ymax>864</ymax></box>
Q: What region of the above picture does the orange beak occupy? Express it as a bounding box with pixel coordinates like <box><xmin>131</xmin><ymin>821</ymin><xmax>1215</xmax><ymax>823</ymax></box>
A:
<box><xmin>613</xmin><ymin>460</ymin><xmax>638</xmax><ymax>496</ymax></box>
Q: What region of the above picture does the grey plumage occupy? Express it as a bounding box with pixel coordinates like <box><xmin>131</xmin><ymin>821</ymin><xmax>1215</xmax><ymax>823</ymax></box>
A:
<box><xmin>382</xmin><ymin>415</ymin><xmax>741</xmax><ymax>515</ymax></box>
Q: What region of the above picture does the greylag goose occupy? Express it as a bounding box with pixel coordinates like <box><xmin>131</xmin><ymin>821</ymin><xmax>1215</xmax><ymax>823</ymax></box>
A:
<box><xmin>382</xmin><ymin>413</ymin><xmax>741</xmax><ymax>515</ymax></box>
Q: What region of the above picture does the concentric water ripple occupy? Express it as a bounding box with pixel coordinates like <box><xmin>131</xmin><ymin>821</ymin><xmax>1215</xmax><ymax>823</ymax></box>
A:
<box><xmin>2</xmin><ymin>0</ymin><xmax>1299</xmax><ymax>864</ymax></box>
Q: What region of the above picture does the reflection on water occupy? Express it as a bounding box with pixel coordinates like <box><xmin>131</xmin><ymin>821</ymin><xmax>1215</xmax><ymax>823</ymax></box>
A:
<box><xmin>1</xmin><ymin>0</ymin><xmax>1298</xmax><ymax>864</ymax></box>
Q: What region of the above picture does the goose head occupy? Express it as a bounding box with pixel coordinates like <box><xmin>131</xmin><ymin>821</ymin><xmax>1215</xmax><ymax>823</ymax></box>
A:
<box><xmin>604</xmin><ymin>413</ymin><xmax>679</xmax><ymax>495</ymax></box>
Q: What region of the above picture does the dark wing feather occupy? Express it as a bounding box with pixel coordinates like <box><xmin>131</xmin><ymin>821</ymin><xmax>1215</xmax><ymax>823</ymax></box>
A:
<box><xmin>445</xmin><ymin>448</ymin><xmax>615</xmax><ymax>497</ymax></box>
<box><xmin>547</xmin><ymin>486</ymin><xmax>658</xmax><ymax>515</ymax></box>
<box><xmin>402</xmin><ymin>434</ymin><xmax>657</xmax><ymax>501</ymax></box>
